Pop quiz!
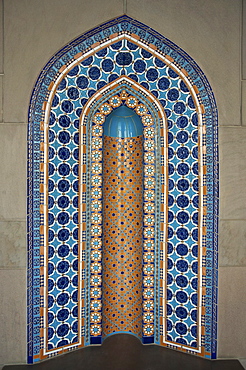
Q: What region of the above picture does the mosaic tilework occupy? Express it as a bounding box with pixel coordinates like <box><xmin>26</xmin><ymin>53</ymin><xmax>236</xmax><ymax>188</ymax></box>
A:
<box><xmin>27</xmin><ymin>15</ymin><xmax>218</xmax><ymax>363</ymax></box>
<box><xmin>163</xmin><ymin>78</ymin><xmax>201</xmax><ymax>349</ymax></box>
<box><xmin>45</xmin><ymin>78</ymin><xmax>80</xmax><ymax>353</ymax></box>
<box><xmin>84</xmin><ymin>87</ymin><xmax>161</xmax><ymax>345</ymax></box>
<box><xmin>103</xmin><ymin>135</ymin><xmax>143</xmax><ymax>338</ymax></box>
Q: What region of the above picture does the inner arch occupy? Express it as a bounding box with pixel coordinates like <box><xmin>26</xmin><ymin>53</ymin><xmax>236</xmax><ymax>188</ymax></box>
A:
<box><xmin>104</xmin><ymin>105</ymin><xmax>143</xmax><ymax>137</ymax></box>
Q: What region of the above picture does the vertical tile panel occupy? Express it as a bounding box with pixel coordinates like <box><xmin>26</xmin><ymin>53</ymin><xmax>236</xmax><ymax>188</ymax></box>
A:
<box><xmin>102</xmin><ymin>136</ymin><xmax>143</xmax><ymax>338</ymax></box>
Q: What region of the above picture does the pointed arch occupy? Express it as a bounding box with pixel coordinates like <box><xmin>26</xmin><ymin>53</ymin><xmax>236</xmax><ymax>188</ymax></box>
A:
<box><xmin>28</xmin><ymin>15</ymin><xmax>218</xmax><ymax>363</ymax></box>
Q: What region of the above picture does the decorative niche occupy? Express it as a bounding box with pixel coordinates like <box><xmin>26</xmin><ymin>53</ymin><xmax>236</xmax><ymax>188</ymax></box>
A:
<box><xmin>27</xmin><ymin>15</ymin><xmax>218</xmax><ymax>363</ymax></box>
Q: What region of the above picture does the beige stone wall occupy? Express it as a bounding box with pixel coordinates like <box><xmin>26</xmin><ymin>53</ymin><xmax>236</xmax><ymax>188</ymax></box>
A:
<box><xmin>0</xmin><ymin>0</ymin><xmax>245</xmax><ymax>366</ymax></box>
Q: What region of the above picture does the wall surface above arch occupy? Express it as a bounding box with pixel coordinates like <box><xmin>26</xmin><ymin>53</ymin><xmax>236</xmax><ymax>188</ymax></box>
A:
<box><xmin>0</xmin><ymin>0</ymin><xmax>246</xmax><ymax>368</ymax></box>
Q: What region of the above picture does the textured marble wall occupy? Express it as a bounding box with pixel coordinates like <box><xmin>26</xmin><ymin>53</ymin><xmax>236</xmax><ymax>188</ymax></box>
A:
<box><xmin>0</xmin><ymin>0</ymin><xmax>245</xmax><ymax>366</ymax></box>
<box><xmin>0</xmin><ymin>0</ymin><xmax>27</xmax><ymax>365</ymax></box>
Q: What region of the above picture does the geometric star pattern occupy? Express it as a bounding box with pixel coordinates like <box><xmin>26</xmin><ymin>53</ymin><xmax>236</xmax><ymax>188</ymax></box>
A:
<box><xmin>102</xmin><ymin>136</ymin><xmax>143</xmax><ymax>338</ymax></box>
<box><xmin>27</xmin><ymin>15</ymin><xmax>218</xmax><ymax>363</ymax></box>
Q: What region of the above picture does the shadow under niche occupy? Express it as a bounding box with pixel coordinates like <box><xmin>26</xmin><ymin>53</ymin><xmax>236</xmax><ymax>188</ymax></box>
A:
<box><xmin>3</xmin><ymin>334</ymin><xmax>244</xmax><ymax>370</ymax></box>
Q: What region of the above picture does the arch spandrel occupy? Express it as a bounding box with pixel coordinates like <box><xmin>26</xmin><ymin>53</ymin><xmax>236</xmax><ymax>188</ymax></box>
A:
<box><xmin>28</xmin><ymin>15</ymin><xmax>218</xmax><ymax>363</ymax></box>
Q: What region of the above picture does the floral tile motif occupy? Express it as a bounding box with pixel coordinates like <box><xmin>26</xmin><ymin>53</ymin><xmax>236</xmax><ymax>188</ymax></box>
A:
<box><xmin>102</xmin><ymin>135</ymin><xmax>143</xmax><ymax>338</ymax></box>
<box><xmin>27</xmin><ymin>15</ymin><xmax>218</xmax><ymax>363</ymax></box>
<box><xmin>82</xmin><ymin>86</ymin><xmax>163</xmax><ymax>345</ymax></box>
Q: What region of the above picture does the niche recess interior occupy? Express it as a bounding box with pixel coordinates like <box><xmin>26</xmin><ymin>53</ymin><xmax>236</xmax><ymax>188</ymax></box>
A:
<box><xmin>27</xmin><ymin>15</ymin><xmax>218</xmax><ymax>364</ymax></box>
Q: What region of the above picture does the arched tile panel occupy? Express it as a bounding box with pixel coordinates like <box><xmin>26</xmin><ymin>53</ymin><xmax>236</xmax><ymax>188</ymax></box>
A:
<box><xmin>28</xmin><ymin>15</ymin><xmax>218</xmax><ymax>363</ymax></box>
<box><xmin>79</xmin><ymin>79</ymin><xmax>167</xmax><ymax>346</ymax></box>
